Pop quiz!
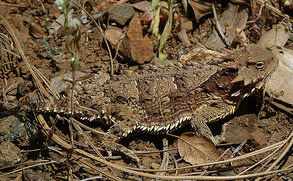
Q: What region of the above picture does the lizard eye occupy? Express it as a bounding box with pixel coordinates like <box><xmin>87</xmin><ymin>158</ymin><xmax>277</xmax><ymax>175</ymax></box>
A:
<box><xmin>256</xmin><ymin>61</ymin><xmax>264</xmax><ymax>69</ymax></box>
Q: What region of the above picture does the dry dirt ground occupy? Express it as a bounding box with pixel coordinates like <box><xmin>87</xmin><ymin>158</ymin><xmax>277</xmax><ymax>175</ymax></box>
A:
<box><xmin>0</xmin><ymin>0</ymin><xmax>292</xmax><ymax>180</ymax></box>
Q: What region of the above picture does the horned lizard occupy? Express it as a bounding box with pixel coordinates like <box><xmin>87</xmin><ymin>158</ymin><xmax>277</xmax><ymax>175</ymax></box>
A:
<box><xmin>25</xmin><ymin>45</ymin><xmax>278</xmax><ymax>163</ymax></box>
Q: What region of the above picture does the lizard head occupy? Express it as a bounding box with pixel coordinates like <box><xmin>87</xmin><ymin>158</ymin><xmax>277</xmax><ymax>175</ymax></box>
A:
<box><xmin>229</xmin><ymin>45</ymin><xmax>278</xmax><ymax>99</ymax></box>
<box><xmin>232</xmin><ymin>45</ymin><xmax>278</xmax><ymax>86</ymax></box>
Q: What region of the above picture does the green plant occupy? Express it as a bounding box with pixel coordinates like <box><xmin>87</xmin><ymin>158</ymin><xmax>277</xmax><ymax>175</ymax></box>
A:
<box><xmin>55</xmin><ymin>0</ymin><xmax>81</xmax><ymax>117</ymax></box>
<box><xmin>150</xmin><ymin>0</ymin><xmax>175</xmax><ymax>59</ymax></box>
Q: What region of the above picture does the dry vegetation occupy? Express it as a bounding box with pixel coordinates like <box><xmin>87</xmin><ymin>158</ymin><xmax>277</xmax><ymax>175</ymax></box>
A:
<box><xmin>0</xmin><ymin>0</ymin><xmax>292</xmax><ymax>180</ymax></box>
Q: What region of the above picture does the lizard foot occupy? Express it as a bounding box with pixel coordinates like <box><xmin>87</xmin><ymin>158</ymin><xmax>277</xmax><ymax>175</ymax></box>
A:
<box><xmin>102</xmin><ymin>133</ymin><xmax>141</xmax><ymax>164</ymax></box>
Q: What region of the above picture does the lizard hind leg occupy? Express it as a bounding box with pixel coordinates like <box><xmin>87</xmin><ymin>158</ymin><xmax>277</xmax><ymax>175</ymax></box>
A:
<box><xmin>102</xmin><ymin>104</ymin><xmax>141</xmax><ymax>164</ymax></box>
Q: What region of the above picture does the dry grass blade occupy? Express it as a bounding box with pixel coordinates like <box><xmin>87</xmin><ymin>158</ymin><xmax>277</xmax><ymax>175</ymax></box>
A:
<box><xmin>0</xmin><ymin>160</ymin><xmax>58</xmax><ymax>177</ymax></box>
<box><xmin>0</xmin><ymin>2</ymin><xmax>27</xmax><ymax>8</ymax></box>
<box><xmin>132</xmin><ymin>135</ymin><xmax>288</xmax><ymax>173</ymax></box>
<box><xmin>37</xmin><ymin>112</ymin><xmax>293</xmax><ymax>180</ymax></box>
<box><xmin>37</xmin><ymin>114</ymin><xmax>121</xmax><ymax>181</ymax></box>
<box><xmin>0</xmin><ymin>15</ymin><xmax>59</xmax><ymax>101</ymax></box>
<box><xmin>255</xmin><ymin>0</ymin><xmax>293</xmax><ymax>23</ymax></box>
<box><xmin>238</xmin><ymin>131</ymin><xmax>293</xmax><ymax>175</ymax></box>
<box><xmin>70</xmin><ymin>117</ymin><xmax>119</xmax><ymax>176</ymax></box>
<box><xmin>0</xmin><ymin>32</ymin><xmax>18</xmax><ymax>76</ymax></box>
<box><xmin>265</xmin><ymin>131</ymin><xmax>293</xmax><ymax>172</ymax></box>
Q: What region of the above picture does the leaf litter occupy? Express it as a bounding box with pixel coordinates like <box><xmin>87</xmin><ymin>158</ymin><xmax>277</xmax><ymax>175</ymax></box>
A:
<box><xmin>178</xmin><ymin>132</ymin><xmax>220</xmax><ymax>165</ymax></box>
<box><xmin>0</xmin><ymin>0</ymin><xmax>292</xmax><ymax>180</ymax></box>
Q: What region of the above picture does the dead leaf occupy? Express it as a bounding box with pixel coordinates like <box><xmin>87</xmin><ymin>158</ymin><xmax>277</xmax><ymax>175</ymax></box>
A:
<box><xmin>284</xmin><ymin>0</ymin><xmax>293</xmax><ymax>11</ymax></box>
<box><xmin>178</xmin><ymin>132</ymin><xmax>220</xmax><ymax>165</ymax></box>
<box><xmin>177</xmin><ymin>29</ymin><xmax>190</xmax><ymax>47</ymax></box>
<box><xmin>266</xmin><ymin>46</ymin><xmax>293</xmax><ymax>106</ymax></box>
<box><xmin>50</xmin><ymin>71</ymin><xmax>86</xmax><ymax>94</ymax></box>
<box><xmin>28</xmin><ymin>22</ymin><xmax>45</xmax><ymax>39</ymax></box>
<box><xmin>204</xmin><ymin>3</ymin><xmax>248</xmax><ymax>50</ymax></box>
<box><xmin>49</xmin><ymin>10</ymin><xmax>74</xmax><ymax>35</ymax></box>
<box><xmin>179</xmin><ymin>46</ymin><xmax>224</xmax><ymax>64</ymax></box>
<box><xmin>188</xmin><ymin>0</ymin><xmax>213</xmax><ymax>22</ymax></box>
<box><xmin>120</xmin><ymin>13</ymin><xmax>154</xmax><ymax>64</ymax></box>
<box><xmin>176</xmin><ymin>18</ymin><xmax>191</xmax><ymax>47</ymax></box>
<box><xmin>257</xmin><ymin>24</ymin><xmax>290</xmax><ymax>47</ymax></box>
<box><xmin>104</xmin><ymin>28</ymin><xmax>125</xmax><ymax>45</ymax></box>
<box><xmin>131</xmin><ymin>1</ymin><xmax>152</xmax><ymax>12</ymax></box>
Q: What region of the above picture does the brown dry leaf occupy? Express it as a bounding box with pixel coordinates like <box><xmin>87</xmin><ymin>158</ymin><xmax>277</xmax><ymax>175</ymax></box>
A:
<box><xmin>175</xmin><ymin>17</ymin><xmax>191</xmax><ymax>47</ymax></box>
<box><xmin>188</xmin><ymin>0</ymin><xmax>213</xmax><ymax>22</ymax></box>
<box><xmin>257</xmin><ymin>25</ymin><xmax>292</xmax><ymax>108</ymax></box>
<box><xmin>257</xmin><ymin>24</ymin><xmax>290</xmax><ymax>47</ymax></box>
<box><xmin>285</xmin><ymin>0</ymin><xmax>293</xmax><ymax>10</ymax></box>
<box><xmin>131</xmin><ymin>1</ymin><xmax>152</xmax><ymax>12</ymax></box>
<box><xmin>266</xmin><ymin>47</ymin><xmax>293</xmax><ymax>106</ymax></box>
<box><xmin>204</xmin><ymin>3</ymin><xmax>248</xmax><ymax>50</ymax></box>
<box><xmin>177</xmin><ymin>28</ymin><xmax>191</xmax><ymax>47</ymax></box>
<box><xmin>104</xmin><ymin>28</ymin><xmax>125</xmax><ymax>45</ymax></box>
<box><xmin>178</xmin><ymin>132</ymin><xmax>220</xmax><ymax>165</ymax></box>
<box><xmin>28</xmin><ymin>22</ymin><xmax>45</xmax><ymax>39</ymax></box>
<box><xmin>120</xmin><ymin>13</ymin><xmax>154</xmax><ymax>64</ymax></box>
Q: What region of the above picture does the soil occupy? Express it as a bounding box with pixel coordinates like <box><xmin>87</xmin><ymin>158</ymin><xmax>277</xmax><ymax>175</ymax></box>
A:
<box><xmin>0</xmin><ymin>0</ymin><xmax>292</xmax><ymax>180</ymax></box>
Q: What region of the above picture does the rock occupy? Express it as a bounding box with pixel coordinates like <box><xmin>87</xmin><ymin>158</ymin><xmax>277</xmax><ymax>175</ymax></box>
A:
<box><xmin>151</xmin><ymin>57</ymin><xmax>174</xmax><ymax>67</ymax></box>
<box><xmin>221</xmin><ymin>121</ymin><xmax>250</xmax><ymax>144</ymax></box>
<box><xmin>23</xmin><ymin>170</ymin><xmax>46</xmax><ymax>181</ymax></box>
<box><xmin>107</xmin><ymin>5</ymin><xmax>135</xmax><ymax>26</ymax></box>
<box><xmin>220</xmin><ymin>114</ymin><xmax>257</xmax><ymax>144</ymax></box>
<box><xmin>250</xmin><ymin>128</ymin><xmax>267</xmax><ymax>146</ymax></box>
<box><xmin>120</xmin><ymin>14</ymin><xmax>154</xmax><ymax>64</ymax></box>
<box><xmin>0</xmin><ymin>115</ymin><xmax>37</xmax><ymax>146</ymax></box>
<box><xmin>0</xmin><ymin>141</ymin><xmax>21</xmax><ymax>167</ymax></box>
<box><xmin>50</xmin><ymin>71</ymin><xmax>86</xmax><ymax>94</ymax></box>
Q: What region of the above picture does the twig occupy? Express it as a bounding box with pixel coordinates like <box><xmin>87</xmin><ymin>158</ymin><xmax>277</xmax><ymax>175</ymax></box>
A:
<box><xmin>0</xmin><ymin>160</ymin><xmax>58</xmax><ymax>177</ymax></box>
<box><xmin>37</xmin><ymin>113</ymin><xmax>293</xmax><ymax>180</ymax></box>
<box><xmin>68</xmin><ymin>116</ymin><xmax>118</xmax><ymax>176</ymax></box>
<box><xmin>0</xmin><ymin>2</ymin><xmax>27</xmax><ymax>7</ymax></box>
<box><xmin>136</xmin><ymin>136</ymin><xmax>286</xmax><ymax>172</ymax></box>
<box><xmin>212</xmin><ymin>0</ymin><xmax>230</xmax><ymax>47</ymax></box>
<box><xmin>135</xmin><ymin>148</ymin><xmax>177</xmax><ymax>154</ymax></box>
<box><xmin>255</xmin><ymin>0</ymin><xmax>293</xmax><ymax>23</ymax></box>
<box><xmin>156</xmin><ymin>138</ymin><xmax>169</xmax><ymax>179</ymax></box>
<box><xmin>0</xmin><ymin>16</ymin><xmax>59</xmax><ymax>101</ymax></box>
<box><xmin>70</xmin><ymin>118</ymin><xmax>106</xmax><ymax>135</ymax></box>
<box><xmin>247</xmin><ymin>2</ymin><xmax>266</xmax><ymax>24</ymax></box>
<box><xmin>231</xmin><ymin>139</ymin><xmax>247</xmax><ymax>158</ymax></box>
<box><xmin>239</xmin><ymin>130</ymin><xmax>293</xmax><ymax>175</ymax></box>
<box><xmin>265</xmin><ymin>131</ymin><xmax>293</xmax><ymax>172</ymax></box>
<box><xmin>170</xmin><ymin>153</ymin><xmax>179</xmax><ymax>175</ymax></box>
